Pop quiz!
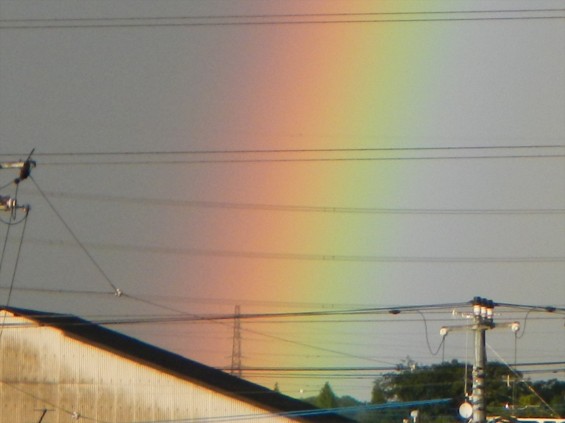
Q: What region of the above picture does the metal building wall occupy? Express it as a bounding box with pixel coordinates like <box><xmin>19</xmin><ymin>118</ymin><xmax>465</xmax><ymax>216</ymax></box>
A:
<box><xmin>0</xmin><ymin>312</ymin><xmax>301</xmax><ymax>423</ymax></box>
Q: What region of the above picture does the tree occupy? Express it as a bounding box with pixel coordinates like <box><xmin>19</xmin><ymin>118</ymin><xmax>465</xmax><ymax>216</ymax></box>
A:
<box><xmin>516</xmin><ymin>379</ymin><xmax>565</xmax><ymax>418</ymax></box>
<box><xmin>371</xmin><ymin>360</ymin><xmax>528</xmax><ymax>423</ymax></box>
<box><xmin>370</xmin><ymin>378</ymin><xmax>388</xmax><ymax>404</ymax></box>
<box><xmin>316</xmin><ymin>382</ymin><xmax>339</xmax><ymax>409</ymax></box>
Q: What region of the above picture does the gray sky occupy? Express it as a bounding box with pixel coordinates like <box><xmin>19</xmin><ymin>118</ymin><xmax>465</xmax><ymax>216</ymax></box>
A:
<box><xmin>0</xmin><ymin>0</ymin><xmax>563</xmax><ymax>401</ymax></box>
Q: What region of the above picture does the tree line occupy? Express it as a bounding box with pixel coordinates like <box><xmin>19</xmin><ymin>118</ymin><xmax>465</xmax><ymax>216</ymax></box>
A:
<box><xmin>300</xmin><ymin>359</ymin><xmax>564</xmax><ymax>422</ymax></box>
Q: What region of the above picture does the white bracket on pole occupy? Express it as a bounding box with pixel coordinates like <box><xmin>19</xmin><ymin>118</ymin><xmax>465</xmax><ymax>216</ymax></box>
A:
<box><xmin>0</xmin><ymin>160</ymin><xmax>35</xmax><ymax>170</ymax></box>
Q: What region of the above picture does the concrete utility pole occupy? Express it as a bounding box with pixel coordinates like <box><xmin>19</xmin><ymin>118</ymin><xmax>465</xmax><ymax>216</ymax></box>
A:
<box><xmin>471</xmin><ymin>297</ymin><xmax>495</xmax><ymax>423</ymax></box>
<box><xmin>441</xmin><ymin>297</ymin><xmax>518</xmax><ymax>423</ymax></box>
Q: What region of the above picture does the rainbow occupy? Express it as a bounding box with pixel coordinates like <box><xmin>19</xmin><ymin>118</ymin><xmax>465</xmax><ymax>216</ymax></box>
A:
<box><xmin>168</xmin><ymin>9</ymin><xmax>447</xmax><ymax>399</ymax></box>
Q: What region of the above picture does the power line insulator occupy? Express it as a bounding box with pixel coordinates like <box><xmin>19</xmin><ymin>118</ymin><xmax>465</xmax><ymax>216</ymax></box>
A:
<box><xmin>0</xmin><ymin>195</ymin><xmax>17</xmax><ymax>212</ymax></box>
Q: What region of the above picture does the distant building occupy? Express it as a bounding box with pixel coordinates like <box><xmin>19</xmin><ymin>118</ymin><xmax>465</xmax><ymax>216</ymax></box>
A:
<box><xmin>0</xmin><ymin>307</ymin><xmax>353</xmax><ymax>422</ymax></box>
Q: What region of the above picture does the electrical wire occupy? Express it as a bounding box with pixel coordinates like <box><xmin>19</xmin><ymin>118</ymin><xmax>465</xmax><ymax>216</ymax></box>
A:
<box><xmin>516</xmin><ymin>309</ymin><xmax>535</xmax><ymax>340</ymax></box>
<box><xmin>486</xmin><ymin>343</ymin><xmax>561</xmax><ymax>418</ymax></box>
<box><xmin>0</xmin><ymin>186</ymin><xmax>30</xmax><ymax>225</ymax></box>
<box><xmin>21</xmin><ymin>238</ymin><xmax>565</xmax><ymax>263</ymax></box>
<box><xmin>414</xmin><ymin>310</ymin><xmax>446</xmax><ymax>356</ymax></box>
<box><xmin>0</xmin><ymin>180</ymin><xmax>14</xmax><ymax>192</ymax></box>
<box><xmin>0</xmin><ymin>303</ymin><xmax>470</xmax><ymax>326</ymax></box>
<box><xmin>14</xmin><ymin>298</ymin><xmax>551</xmax><ymax>371</ymax></box>
<box><xmin>7</xmin><ymin>297</ymin><xmax>562</xmax><ymax>332</ymax></box>
<box><xmin>3</xmin><ymin>288</ymin><xmax>560</xmax><ymax>328</ymax></box>
<box><xmin>2</xmin><ymin>295</ymin><xmax>563</xmax><ymax>406</ymax></box>
<box><xmin>495</xmin><ymin>302</ymin><xmax>564</xmax><ymax>313</ymax></box>
<box><xmin>18</xmin><ymin>189</ymin><xmax>565</xmax><ymax>215</ymax></box>
<box><xmin>0</xmin><ymin>208</ymin><xmax>30</xmax><ymax>340</ymax></box>
<box><xmin>2</xmin><ymin>144</ymin><xmax>564</xmax><ymax>157</ymax></box>
<box><xmin>0</xmin><ymin>286</ymin><xmax>119</xmax><ymax>298</ymax></box>
<box><xmin>0</xmin><ymin>212</ymin><xmax>29</xmax><ymax>226</ymax></box>
<box><xmin>3</xmin><ymin>208</ymin><xmax>29</xmax><ymax>311</ymax></box>
<box><xmin>0</xmin><ymin>3</ymin><xmax>562</xmax><ymax>414</ymax></box>
<box><xmin>9</xmin><ymin>287</ymin><xmax>564</xmax><ymax>328</ymax></box>
<box><xmin>30</xmin><ymin>153</ymin><xmax>565</xmax><ymax>166</ymax></box>
<box><xmin>7</xmin><ymin>287</ymin><xmax>563</xmax><ymax>327</ymax></box>
<box><xmin>0</xmin><ymin>176</ymin><xmax>21</xmax><ymax>288</ymax></box>
<box><xmin>117</xmin><ymin>291</ymin><xmax>394</xmax><ymax>365</ymax></box>
<box><xmin>216</xmin><ymin>361</ymin><xmax>565</xmax><ymax>373</ymax></box>
<box><xmin>0</xmin><ymin>223</ymin><xmax>16</xmax><ymax>340</ymax></box>
<box><xmin>0</xmin><ymin>14</ymin><xmax>563</xmax><ymax>30</ymax></box>
<box><xmin>0</xmin><ymin>213</ymin><xmax>13</xmax><ymax>287</ymax></box>
<box><xmin>108</xmin><ymin>398</ymin><xmax>452</xmax><ymax>423</ymax></box>
<box><xmin>29</xmin><ymin>176</ymin><xmax>120</xmax><ymax>295</ymax></box>
<box><xmin>1</xmin><ymin>8</ymin><xmax>563</xmax><ymax>23</ymax></box>
<box><xmin>0</xmin><ymin>379</ymin><xmax>106</xmax><ymax>423</ymax></box>
<box><xmin>4</xmin><ymin>146</ymin><xmax>564</xmax><ymax>167</ymax></box>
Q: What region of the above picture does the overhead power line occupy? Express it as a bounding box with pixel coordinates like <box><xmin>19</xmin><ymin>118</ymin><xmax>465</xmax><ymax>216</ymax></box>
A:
<box><xmin>1</xmin><ymin>8</ymin><xmax>563</xmax><ymax>23</ymax></box>
<box><xmin>3</xmin><ymin>145</ymin><xmax>565</xmax><ymax>166</ymax></box>
<box><xmin>42</xmin><ymin>302</ymin><xmax>480</xmax><ymax>325</ymax></box>
<box><xmin>12</xmin><ymin>145</ymin><xmax>562</xmax><ymax>166</ymax></box>
<box><xmin>6</xmin><ymin>287</ymin><xmax>563</xmax><ymax>320</ymax></box>
<box><xmin>216</xmin><ymin>361</ymin><xmax>565</xmax><ymax>373</ymax></box>
<box><xmin>29</xmin><ymin>177</ymin><xmax>121</xmax><ymax>296</ymax></box>
<box><xmin>2</xmin><ymin>145</ymin><xmax>564</xmax><ymax>157</ymax></box>
<box><xmin>0</xmin><ymin>9</ymin><xmax>563</xmax><ymax>30</ymax></box>
<box><xmin>114</xmin><ymin>294</ymin><xmax>397</xmax><ymax>366</ymax></box>
<box><xmin>2</xmin><ymin>287</ymin><xmax>562</xmax><ymax>319</ymax></box>
<box><xmin>17</xmin><ymin>154</ymin><xmax>565</xmax><ymax>166</ymax></box>
<box><xmin>21</xmin><ymin>238</ymin><xmax>565</xmax><ymax>264</ymax></box>
<box><xmin>18</xmin><ymin>190</ymin><xmax>565</xmax><ymax>215</ymax></box>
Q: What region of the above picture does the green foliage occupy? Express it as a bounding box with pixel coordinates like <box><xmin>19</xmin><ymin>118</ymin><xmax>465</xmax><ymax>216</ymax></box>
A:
<box><xmin>513</xmin><ymin>379</ymin><xmax>565</xmax><ymax>418</ymax></box>
<box><xmin>340</xmin><ymin>395</ymin><xmax>363</xmax><ymax>408</ymax></box>
<box><xmin>303</xmin><ymin>383</ymin><xmax>364</xmax><ymax>420</ymax></box>
<box><xmin>370</xmin><ymin>379</ymin><xmax>387</xmax><ymax>404</ymax></box>
<box><xmin>305</xmin><ymin>372</ymin><xmax>564</xmax><ymax>423</ymax></box>
<box><xmin>388</xmin><ymin>359</ymin><xmax>467</xmax><ymax>403</ymax></box>
<box><xmin>317</xmin><ymin>382</ymin><xmax>339</xmax><ymax>409</ymax></box>
<box><xmin>367</xmin><ymin>360</ymin><xmax>565</xmax><ymax>422</ymax></box>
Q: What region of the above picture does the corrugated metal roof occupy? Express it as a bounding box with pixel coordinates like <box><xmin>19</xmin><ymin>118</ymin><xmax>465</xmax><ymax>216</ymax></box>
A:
<box><xmin>2</xmin><ymin>306</ymin><xmax>355</xmax><ymax>423</ymax></box>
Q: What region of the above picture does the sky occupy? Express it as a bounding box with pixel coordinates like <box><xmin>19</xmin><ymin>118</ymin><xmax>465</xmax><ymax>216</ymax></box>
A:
<box><xmin>0</xmin><ymin>0</ymin><xmax>564</xmax><ymax>402</ymax></box>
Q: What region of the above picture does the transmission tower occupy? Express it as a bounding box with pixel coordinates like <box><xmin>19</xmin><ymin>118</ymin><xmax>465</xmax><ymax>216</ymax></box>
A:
<box><xmin>230</xmin><ymin>305</ymin><xmax>242</xmax><ymax>377</ymax></box>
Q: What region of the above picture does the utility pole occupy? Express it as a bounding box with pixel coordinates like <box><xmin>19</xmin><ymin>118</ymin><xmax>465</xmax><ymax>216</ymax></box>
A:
<box><xmin>471</xmin><ymin>297</ymin><xmax>495</xmax><ymax>423</ymax></box>
<box><xmin>441</xmin><ymin>297</ymin><xmax>519</xmax><ymax>423</ymax></box>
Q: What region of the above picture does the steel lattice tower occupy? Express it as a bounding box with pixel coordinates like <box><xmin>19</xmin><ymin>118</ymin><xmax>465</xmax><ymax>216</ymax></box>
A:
<box><xmin>230</xmin><ymin>305</ymin><xmax>242</xmax><ymax>377</ymax></box>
